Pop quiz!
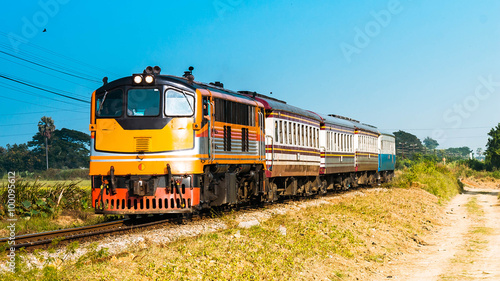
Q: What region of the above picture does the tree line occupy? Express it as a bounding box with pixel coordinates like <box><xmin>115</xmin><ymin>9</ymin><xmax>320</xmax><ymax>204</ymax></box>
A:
<box><xmin>0</xmin><ymin>117</ymin><xmax>90</xmax><ymax>176</ymax></box>
<box><xmin>394</xmin><ymin>124</ymin><xmax>500</xmax><ymax>171</ymax></box>
<box><xmin>3</xmin><ymin>118</ymin><xmax>500</xmax><ymax>175</ymax></box>
<box><xmin>394</xmin><ymin>131</ymin><xmax>473</xmax><ymax>160</ymax></box>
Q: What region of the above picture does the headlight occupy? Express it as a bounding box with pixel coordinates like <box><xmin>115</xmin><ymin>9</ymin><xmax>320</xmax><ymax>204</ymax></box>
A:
<box><xmin>145</xmin><ymin>75</ymin><xmax>154</xmax><ymax>84</ymax></box>
<box><xmin>133</xmin><ymin>75</ymin><xmax>143</xmax><ymax>84</ymax></box>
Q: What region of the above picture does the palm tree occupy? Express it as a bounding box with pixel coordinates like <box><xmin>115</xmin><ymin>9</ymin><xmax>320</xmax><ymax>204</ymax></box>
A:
<box><xmin>38</xmin><ymin>116</ymin><xmax>55</xmax><ymax>170</ymax></box>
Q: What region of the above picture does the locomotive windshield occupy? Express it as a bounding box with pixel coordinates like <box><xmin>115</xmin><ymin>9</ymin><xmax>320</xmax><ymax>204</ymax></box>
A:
<box><xmin>165</xmin><ymin>89</ymin><xmax>194</xmax><ymax>116</ymax></box>
<box><xmin>127</xmin><ymin>89</ymin><xmax>160</xmax><ymax>117</ymax></box>
<box><xmin>96</xmin><ymin>89</ymin><xmax>123</xmax><ymax>117</ymax></box>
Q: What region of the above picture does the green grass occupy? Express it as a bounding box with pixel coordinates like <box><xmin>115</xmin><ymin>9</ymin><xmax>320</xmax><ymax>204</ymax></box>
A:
<box><xmin>449</xmin><ymin>162</ymin><xmax>500</xmax><ymax>180</ymax></box>
<box><xmin>391</xmin><ymin>161</ymin><xmax>463</xmax><ymax>202</ymax></box>
<box><xmin>0</xmin><ymin>179</ymin><xmax>100</xmax><ymax>236</ymax></box>
<box><xmin>0</xmin><ymin>211</ymin><xmax>114</xmax><ymax>238</ymax></box>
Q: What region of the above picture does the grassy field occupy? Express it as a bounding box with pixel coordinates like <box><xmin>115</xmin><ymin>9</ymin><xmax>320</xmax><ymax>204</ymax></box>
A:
<box><xmin>1</xmin><ymin>187</ymin><xmax>445</xmax><ymax>281</ymax></box>
<box><xmin>0</xmin><ymin>161</ymin><xmax>465</xmax><ymax>280</ymax></box>
<box><xmin>0</xmin><ymin>179</ymin><xmax>104</xmax><ymax>237</ymax></box>
<box><xmin>0</xmin><ymin>179</ymin><xmax>91</xmax><ymax>189</ymax></box>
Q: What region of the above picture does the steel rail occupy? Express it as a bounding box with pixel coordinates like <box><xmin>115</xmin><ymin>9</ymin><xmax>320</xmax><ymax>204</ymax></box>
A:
<box><xmin>0</xmin><ymin>217</ymin><xmax>176</xmax><ymax>251</ymax></box>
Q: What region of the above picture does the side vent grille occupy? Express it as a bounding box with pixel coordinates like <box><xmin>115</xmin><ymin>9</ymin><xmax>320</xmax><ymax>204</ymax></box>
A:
<box><xmin>135</xmin><ymin>137</ymin><xmax>151</xmax><ymax>152</ymax></box>
<box><xmin>242</xmin><ymin>128</ymin><xmax>249</xmax><ymax>152</ymax></box>
<box><xmin>224</xmin><ymin>126</ymin><xmax>231</xmax><ymax>151</ymax></box>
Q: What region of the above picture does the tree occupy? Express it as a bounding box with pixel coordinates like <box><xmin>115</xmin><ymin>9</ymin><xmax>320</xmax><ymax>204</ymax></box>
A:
<box><xmin>38</xmin><ymin>116</ymin><xmax>55</xmax><ymax>170</ymax></box>
<box><xmin>1</xmin><ymin>144</ymin><xmax>35</xmax><ymax>172</ymax></box>
<box><xmin>443</xmin><ymin>146</ymin><xmax>472</xmax><ymax>161</ymax></box>
<box><xmin>423</xmin><ymin>137</ymin><xmax>439</xmax><ymax>150</ymax></box>
<box><xmin>393</xmin><ymin>130</ymin><xmax>423</xmax><ymax>157</ymax></box>
<box><xmin>485</xmin><ymin>123</ymin><xmax>500</xmax><ymax>169</ymax></box>
<box><xmin>28</xmin><ymin>128</ymin><xmax>90</xmax><ymax>169</ymax></box>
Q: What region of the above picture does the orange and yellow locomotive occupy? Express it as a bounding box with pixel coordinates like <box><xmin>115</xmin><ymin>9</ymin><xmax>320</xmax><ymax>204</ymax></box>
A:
<box><xmin>90</xmin><ymin>66</ymin><xmax>266</xmax><ymax>214</ymax></box>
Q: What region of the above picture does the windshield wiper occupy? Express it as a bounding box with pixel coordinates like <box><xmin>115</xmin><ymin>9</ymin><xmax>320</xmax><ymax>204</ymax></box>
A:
<box><xmin>97</xmin><ymin>90</ymin><xmax>108</xmax><ymax>116</ymax></box>
<box><xmin>183</xmin><ymin>93</ymin><xmax>194</xmax><ymax>112</ymax></box>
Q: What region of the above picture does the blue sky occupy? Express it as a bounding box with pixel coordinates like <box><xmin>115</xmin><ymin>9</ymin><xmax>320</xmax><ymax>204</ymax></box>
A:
<box><xmin>1</xmin><ymin>0</ymin><xmax>499</xmax><ymax>153</ymax></box>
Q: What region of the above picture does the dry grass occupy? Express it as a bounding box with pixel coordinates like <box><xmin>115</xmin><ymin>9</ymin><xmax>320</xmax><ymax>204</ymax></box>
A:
<box><xmin>464</xmin><ymin>197</ymin><xmax>484</xmax><ymax>217</ymax></box>
<box><xmin>0</xmin><ymin>179</ymin><xmax>91</xmax><ymax>189</ymax></box>
<box><xmin>2</xmin><ymin>187</ymin><xmax>446</xmax><ymax>281</ymax></box>
<box><xmin>439</xmin><ymin>197</ymin><xmax>493</xmax><ymax>280</ymax></box>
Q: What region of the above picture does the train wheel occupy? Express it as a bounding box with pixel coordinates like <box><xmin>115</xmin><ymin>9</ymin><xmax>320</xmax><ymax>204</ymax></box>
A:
<box><xmin>267</xmin><ymin>182</ymin><xmax>278</xmax><ymax>202</ymax></box>
<box><xmin>320</xmin><ymin>180</ymin><xmax>328</xmax><ymax>195</ymax></box>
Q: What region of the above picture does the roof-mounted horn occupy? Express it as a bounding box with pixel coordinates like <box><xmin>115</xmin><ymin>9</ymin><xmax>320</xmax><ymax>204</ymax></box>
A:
<box><xmin>183</xmin><ymin>66</ymin><xmax>194</xmax><ymax>82</ymax></box>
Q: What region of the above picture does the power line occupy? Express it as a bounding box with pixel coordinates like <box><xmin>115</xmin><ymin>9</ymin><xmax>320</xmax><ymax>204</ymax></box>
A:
<box><xmin>0</xmin><ymin>56</ymin><xmax>96</xmax><ymax>90</ymax></box>
<box><xmin>0</xmin><ymin>82</ymin><xmax>88</xmax><ymax>108</ymax></box>
<box><xmin>0</xmin><ymin>109</ymin><xmax>88</xmax><ymax>116</ymax></box>
<box><xmin>0</xmin><ymin>42</ymin><xmax>104</xmax><ymax>83</ymax></box>
<box><xmin>0</xmin><ymin>94</ymin><xmax>84</xmax><ymax>111</ymax></box>
<box><xmin>0</xmin><ymin>117</ymin><xmax>90</xmax><ymax>127</ymax></box>
<box><xmin>0</xmin><ymin>32</ymin><xmax>119</xmax><ymax>77</ymax></box>
<box><xmin>441</xmin><ymin>136</ymin><xmax>490</xmax><ymax>139</ymax></box>
<box><xmin>0</xmin><ymin>50</ymin><xmax>101</xmax><ymax>83</ymax></box>
<box><xmin>0</xmin><ymin>73</ymin><xmax>89</xmax><ymax>103</ymax></box>
<box><xmin>0</xmin><ymin>72</ymin><xmax>89</xmax><ymax>99</ymax></box>
<box><xmin>382</xmin><ymin>126</ymin><xmax>492</xmax><ymax>131</ymax></box>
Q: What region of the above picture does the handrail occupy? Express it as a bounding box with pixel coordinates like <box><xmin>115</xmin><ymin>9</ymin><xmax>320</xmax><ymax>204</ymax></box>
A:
<box><xmin>265</xmin><ymin>135</ymin><xmax>274</xmax><ymax>170</ymax></box>
<box><xmin>258</xmin><ymin>111</ymin><xmax>265</xmax><ymax>161</ymax></box>
<box><xmin>210</xmin><ymin>101</ymin><xmax>215</xmax><ymax>162</ymax></box>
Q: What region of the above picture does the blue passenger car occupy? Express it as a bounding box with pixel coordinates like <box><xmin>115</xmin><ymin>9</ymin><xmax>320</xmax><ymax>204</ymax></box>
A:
<box><xmin>378</xmin><ymin>132</ymin><xmax>396</xmax><ymax>181</ymax></box>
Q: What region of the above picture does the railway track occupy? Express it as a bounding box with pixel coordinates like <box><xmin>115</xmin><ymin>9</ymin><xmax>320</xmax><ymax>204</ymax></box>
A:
<box><xmin>0</xmin><ymin>186</ymin><xmax>368</xmax><ymax>252</ymax></box>
<box><xmin>0</xmin><ymin>216</ymin><xmax>182</xmax><ymax>251</ymax></box>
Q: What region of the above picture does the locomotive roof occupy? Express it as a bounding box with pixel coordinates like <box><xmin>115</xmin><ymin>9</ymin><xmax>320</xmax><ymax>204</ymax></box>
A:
<box><xmin>96</xmin><ymin>75</ymin><xmax>259</xmax><ymax>105</ymax></box>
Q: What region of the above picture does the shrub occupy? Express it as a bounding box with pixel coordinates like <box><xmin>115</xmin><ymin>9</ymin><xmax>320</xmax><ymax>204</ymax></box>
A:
<box><xmin>0</xmin><ymin>179</ymin><xmax>90</xmax><ymax>219</ymax></box>
<box><xmin>392</xmin><ymin>161</ymin><xmax>462</xmax><ymax>200</ymax></box>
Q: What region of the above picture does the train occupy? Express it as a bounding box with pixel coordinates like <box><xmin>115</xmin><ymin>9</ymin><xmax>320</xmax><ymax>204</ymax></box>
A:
<box><xmin>89</xmin><ymin>66</ymin><xmax>395</xmax><ymax>215</ymax></box>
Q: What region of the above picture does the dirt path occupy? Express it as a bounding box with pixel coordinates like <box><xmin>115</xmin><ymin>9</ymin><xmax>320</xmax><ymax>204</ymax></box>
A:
<box><xmin>374</xmin><ymin>185</ymin><xmax>500</xmax><ymax>281</ymax></box>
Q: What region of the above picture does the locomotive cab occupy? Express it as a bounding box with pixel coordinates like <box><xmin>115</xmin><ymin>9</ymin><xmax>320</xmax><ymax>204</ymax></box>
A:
<box><xmin>89</xmin><ymin>69</ymin><xmax>204</xmax><ymax>214</ymax></box>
